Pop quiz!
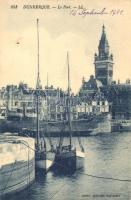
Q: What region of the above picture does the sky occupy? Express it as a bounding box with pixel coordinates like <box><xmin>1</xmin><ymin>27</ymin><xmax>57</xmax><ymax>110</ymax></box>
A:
<box><xmin>0</xmin><ymin>0</ymin><xmax>131</xmax><ymax>94</ymax></box>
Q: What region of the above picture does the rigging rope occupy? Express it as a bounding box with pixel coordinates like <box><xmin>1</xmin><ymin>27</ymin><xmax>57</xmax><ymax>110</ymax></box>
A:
<box><xmin>48</xmin><ymin>170</ymin><xmax>131</xmax><ymax>200</ymax></box>
<box><xmin>52</xmin><ymin>160</ymin><xmax>131</xmax><ymax>183</ymax></box>
<box><xmin>78</xmin><ymin>172</ymin><xmax>131</xmax><ymax>182</ymax></box>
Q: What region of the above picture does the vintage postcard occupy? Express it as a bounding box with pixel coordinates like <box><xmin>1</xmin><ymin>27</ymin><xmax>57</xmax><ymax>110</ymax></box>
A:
<box><xmin>0</xmin><ymin>0</ymin><xmax>131</xmax><ymax>200</ymax></box>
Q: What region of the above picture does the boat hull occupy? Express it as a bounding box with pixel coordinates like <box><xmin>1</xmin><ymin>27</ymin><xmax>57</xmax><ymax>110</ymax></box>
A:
<box><xmin>76</xmin><ymin>150</ymin><xmax>85</xmax><ymax>170</ymax></box>
<box><xmin>35</xmin><ymin>151</ymin><xmax>55</xmax><ymax>173</ymax></box>
<box><xmin>0</xmin><ymin>159</ymin><xmax>35</xmax><ymax>197</ymax></box>
<box><xmin>35</xmin><ymin>159</ymin><xmax>53</xmax><ymax>173</ymax></box>
<box><xmin>0</xmin><ymin>136</ymin><xmax>35</xmax><ymax>197</ymax></box>
<box><xmin>53</xmin><ymin>150</ymin><xmax>85</xmax><ymax>173</ymax></box>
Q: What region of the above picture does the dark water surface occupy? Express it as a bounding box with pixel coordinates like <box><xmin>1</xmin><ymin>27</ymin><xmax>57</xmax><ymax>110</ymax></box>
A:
<box><xmin>4</xmin><ymin>132</ymin><xmax>131</xmax><ymax>200</ymax></box>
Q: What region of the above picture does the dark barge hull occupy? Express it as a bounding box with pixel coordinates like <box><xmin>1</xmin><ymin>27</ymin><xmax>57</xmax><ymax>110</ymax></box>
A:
<box><xmin>53</xmin><ymin>150</ymin><xmax>84</xmax><ymax>173</ymax></box>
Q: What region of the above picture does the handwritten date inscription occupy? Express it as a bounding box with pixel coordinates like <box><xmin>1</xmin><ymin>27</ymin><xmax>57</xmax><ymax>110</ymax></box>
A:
<box><xmin>70</xmin><ymin>7</ymin><xmax>124</xmax><ymax>17</ymax></box>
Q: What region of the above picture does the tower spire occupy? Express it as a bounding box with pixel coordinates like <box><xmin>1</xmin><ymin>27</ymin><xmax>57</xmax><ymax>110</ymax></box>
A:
<box><xmin>98</xmin><ymin>24</ymin><xmax>109</xmax><ymax>57</ymax></box>
<box><xmin>102</xmin><ymin>24</ymin><xmax>105</xmax><ymax>33</ymax></box>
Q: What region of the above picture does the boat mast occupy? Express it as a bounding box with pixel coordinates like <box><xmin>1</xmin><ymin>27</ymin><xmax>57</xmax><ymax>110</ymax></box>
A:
<box><xmin>47</xmin><ymin>72</ymin><xmax>49</xmax><ymax>89</ymax></box>
<box><xmin>46</xmin><ymin>72</ymin><xmax>49</xmax><ymax>120</ymax></box>
<box><xmin>67</xmin><ymin>52</ymin><xmax>72</xmax><ymax>148</ymax></box>
<box><xmin>46</xmin><ymin>73</ymin><xmax>54</xmax><ymax>150</ymax></box>
<box><xmin>36</xmin><ymin>18</ymin><xmax>41</xmax><ymax>148</ymax></box>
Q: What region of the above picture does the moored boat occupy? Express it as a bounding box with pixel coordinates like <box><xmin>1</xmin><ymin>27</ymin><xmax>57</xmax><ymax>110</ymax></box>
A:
<box><xmin>53</xmin><ymin>52</ymin><xmax>85</xmax><ymax>173</ymax></box>
<box><xmin>0</xmin><ymin>135</ymin><xmax>35</xmax><ymax>197</ymax></box>
<box><xmin>34</xmin><ymin>19</ymin><xmax>55</xmax><ymax>173</ymax></box>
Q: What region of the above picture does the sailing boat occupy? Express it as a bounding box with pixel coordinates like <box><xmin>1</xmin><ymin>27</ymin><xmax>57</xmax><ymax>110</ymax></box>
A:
<box><xmin>54</xmin><ymin>52</ymin><xmax>85</xmax><ymax>173</ymax></box>
<box><xmin>35</xmin><ymin>19</ymin><xmax>55</xmax><ymax>173</ymax></box>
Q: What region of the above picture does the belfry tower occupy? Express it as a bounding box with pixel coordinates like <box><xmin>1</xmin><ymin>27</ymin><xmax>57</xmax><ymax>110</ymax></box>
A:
<box><xmin>94</xmin><ymin>25</ymin><xmax>114</xmax><ymax>86</ymax></box>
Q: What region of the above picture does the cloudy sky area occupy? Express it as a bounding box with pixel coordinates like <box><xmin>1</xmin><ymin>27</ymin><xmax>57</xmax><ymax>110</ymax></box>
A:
<box><xmin>0</xmin><ymin>0</ymin><xmax>131</xmax><ymax>93</ymax></box>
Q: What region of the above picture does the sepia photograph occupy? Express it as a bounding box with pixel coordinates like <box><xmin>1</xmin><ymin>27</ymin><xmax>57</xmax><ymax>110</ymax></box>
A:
<box><xmin>0</xmin><ymin>0</ymin><xmax>131</xmax><ymax>199</ymax></box>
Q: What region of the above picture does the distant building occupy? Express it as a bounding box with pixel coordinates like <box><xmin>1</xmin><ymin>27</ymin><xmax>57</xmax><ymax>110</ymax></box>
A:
<box><xmin>94</xmin><ymin>25</ymin><xmax>114</xmax><ymax>86</ymax></box>
<box><xmin>0</xmin><ymin>87</ymin><xmax>6</xmax><ymax>107</ymax></box>
<box><xmin>79</xmin><ymin>75</ymin><xmax>103</xmax><ymax>97</ymax></box>
<box><xmin>0</xmin><ymin>83</ymin><xmax>47</xmax><ymax>120</ymax></box>
<box><xmin>110</xmin><ymin>82</ymin><xmax>131</xmax><ymax>120</ymax></box>
<box><xmin>44</xmin><ymin>85</ymin><xmax>64</xmax><ymax>99</ymax></box>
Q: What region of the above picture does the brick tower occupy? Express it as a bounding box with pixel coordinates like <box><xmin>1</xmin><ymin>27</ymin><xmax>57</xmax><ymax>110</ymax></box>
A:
<box><xmin>94</xmin><ymin>25</ymin><xmax>114</xmax><ymax>86</ymax></box>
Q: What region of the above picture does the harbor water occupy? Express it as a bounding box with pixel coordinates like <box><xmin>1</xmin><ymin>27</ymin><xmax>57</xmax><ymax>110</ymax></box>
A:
<box><xmin>2</xmin><ymin>131</ymin><xmax>131</xmax><ymax>200</ymax></box>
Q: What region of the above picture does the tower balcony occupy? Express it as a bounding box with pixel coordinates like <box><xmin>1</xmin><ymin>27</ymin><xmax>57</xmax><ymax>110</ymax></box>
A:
<box><xmin>94</xmin><ymin>53</ymin><xmax>113</xmax><ymax>62</ymax></box>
